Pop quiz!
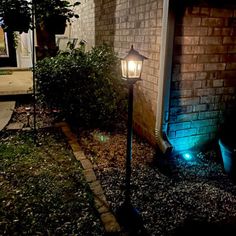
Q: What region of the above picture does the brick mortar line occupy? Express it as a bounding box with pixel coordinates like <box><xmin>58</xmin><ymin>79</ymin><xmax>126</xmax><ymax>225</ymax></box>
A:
<box><xmin>55</xmin><ymin>122</ymin><xmax>121</xmax><ymax>235</ymax></box>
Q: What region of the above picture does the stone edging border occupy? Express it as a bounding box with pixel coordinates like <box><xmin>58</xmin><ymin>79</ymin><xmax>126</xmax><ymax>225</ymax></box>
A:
<box><xmin>55</xmin><ymin>122</ymin><xmax>121</xmax><ymax>235</ymax></box>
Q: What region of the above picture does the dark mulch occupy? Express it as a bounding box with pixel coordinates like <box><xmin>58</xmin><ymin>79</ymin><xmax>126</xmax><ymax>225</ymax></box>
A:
<box><xmin>10</xmin><ymin>103</ymin><xmax>55</xmax><ymax>128</ymax></box>
<box><xmin>78</xmin><ymin>129</ymin><xmax>236</xmax><ymax>236</ymax></box>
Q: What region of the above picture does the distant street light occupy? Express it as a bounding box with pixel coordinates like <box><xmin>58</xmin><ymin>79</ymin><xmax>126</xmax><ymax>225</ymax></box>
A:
<box><xmin>117</xmin><ymin>45</ymin><xmax>147</xmax><ymax>232</ymax></box>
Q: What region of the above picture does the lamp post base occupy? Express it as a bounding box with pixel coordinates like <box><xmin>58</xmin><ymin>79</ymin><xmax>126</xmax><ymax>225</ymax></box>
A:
<box><xmin>116</xmin><ymin>201</ymin><xmax>148</xmax><ymax>235</ymax></box>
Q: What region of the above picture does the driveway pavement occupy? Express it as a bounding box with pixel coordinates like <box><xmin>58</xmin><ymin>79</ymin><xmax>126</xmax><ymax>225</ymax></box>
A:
<box><xmin>0</xmin><ymin>70</ymin><xmax>33</xmax><ymax>95</ymax></box>
<box><xmin>0</xmin><ymin>70</ymin><xmax>33</xmax><ymax>131</ymax></box>
<box><xmin>0</xmin><ymin>101</ymin><xmax>16</xmax><ymax>131</ymax></box>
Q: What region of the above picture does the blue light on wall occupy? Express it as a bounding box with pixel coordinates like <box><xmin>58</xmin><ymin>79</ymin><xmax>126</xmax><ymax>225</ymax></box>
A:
<box><xmin>169</xmin><ymin>137</ymin><xmax>197</xmax><ymax>151</ymax></box>
<box><xmin>169</xmin><ymin>134</ymin><xmax>210</xmax><ymax>152</ymax></box>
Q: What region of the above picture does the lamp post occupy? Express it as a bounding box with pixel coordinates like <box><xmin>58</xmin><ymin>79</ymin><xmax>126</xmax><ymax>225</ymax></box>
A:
<box><xmin>117</xmin><ymin>45</ymin><xmax>147</xmax><ymax>231</ymax></box>
<box><xmin>31</xmin><ymin>0</ymin><xmax>37</xmax><ymax>144</ymax></box>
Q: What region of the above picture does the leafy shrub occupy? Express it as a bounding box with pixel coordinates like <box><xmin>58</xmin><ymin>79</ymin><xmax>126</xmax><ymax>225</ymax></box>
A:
<box><xmin>35</xmin><ymin>45</ymin><xmax>127</xmax><ymax>128</ymax></box>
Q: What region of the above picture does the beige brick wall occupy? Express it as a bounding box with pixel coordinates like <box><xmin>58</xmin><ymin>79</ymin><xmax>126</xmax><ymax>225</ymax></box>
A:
<box><xmin>169</xmin><ymin>3</ymin><xmax>236</xmax><ymax>151</ymax></box>
<box><xmin>73</xmin><ymin>0</ymin><xmax>236</xmax><ymax>151</ymax></box>
<box><xmin>74</xmin><ymin>0</ymin><xmax>163</xmax><ymax>144</ymax></box>
<box><xmin>70</xmin><ymin>0</ymin><xmax>96</xmax><ymax>48</ymax></box>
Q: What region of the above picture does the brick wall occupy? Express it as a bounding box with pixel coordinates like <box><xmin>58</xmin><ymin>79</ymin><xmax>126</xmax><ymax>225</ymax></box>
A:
<box><xmin>169</xmin><ymin>3</ymin><xmax>236</xmax><ymax>151</ymax></box>
<box><xmin>75</xmin><ymin>0</ymin><xmax>163</xmax><ymax>143</ymax></box>
<box><xmin>72</xmin><ymin>0</ymin><xmax>96</xmax><ymax>47</ymax></box>
<box><xmin>73</xmin><ymin>0</ymin><xmax>236</xmax><ymax>152</ymax></box>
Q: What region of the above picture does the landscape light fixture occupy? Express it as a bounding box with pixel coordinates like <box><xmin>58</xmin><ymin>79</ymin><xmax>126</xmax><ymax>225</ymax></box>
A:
<box><xmin>182</xmin><ymin>152</ymin><xmax>194</xmax><ymax>161</ymax></box>
<box><xmin>117</xmin><ymin>45</ymin><xmax>147</xmax><ymax>232</ymax></box>
<box><xmin>25</xmin><ymin>107</ymin><xmax>31</xmax><ymax>127</ymax></box>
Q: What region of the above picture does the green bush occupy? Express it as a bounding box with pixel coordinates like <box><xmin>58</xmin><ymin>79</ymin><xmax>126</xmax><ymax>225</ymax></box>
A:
<box><xmin>35</xmin><ymin>45</ymin><xmax>127</xmax><ymax>128</ymax></box>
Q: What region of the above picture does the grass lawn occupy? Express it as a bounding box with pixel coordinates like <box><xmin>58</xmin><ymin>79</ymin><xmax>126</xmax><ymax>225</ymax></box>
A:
<box><xmin>0</xmin><ymin>129</ymin><xmax>104</xmax><ymax>235</ymax></box>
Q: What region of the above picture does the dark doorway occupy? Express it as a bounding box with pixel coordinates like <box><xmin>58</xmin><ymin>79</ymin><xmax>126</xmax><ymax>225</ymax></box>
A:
<box><xmin>0</xmin><ymin>29</ymin><xmax>17</xmax><ymax>67</ymax></box>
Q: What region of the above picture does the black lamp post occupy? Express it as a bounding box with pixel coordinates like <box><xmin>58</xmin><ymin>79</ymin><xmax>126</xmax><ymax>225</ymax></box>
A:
<box><xmin>117</xmin><ymin>45</ymin><xmax>147</xmax><ymax>231</ymax></box>
<box><xmin>31</xmin><ymin>0</ymin><xmax>37</xmax><ymax>144</ymax></box>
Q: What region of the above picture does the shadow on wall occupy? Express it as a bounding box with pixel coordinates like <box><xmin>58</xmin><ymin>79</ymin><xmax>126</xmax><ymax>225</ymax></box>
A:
<box><xmin>93</xmin><ymin>1</ymin><xmax>157</xmax><ymax>145</ymax></box>
<box><xmin>94</xmin><ymin>0</ymin><xmax>116</xmax><ymax>47</ymax></box>
<box><xmin>133</xmin><ymin>86</ymin><xmax>156</xmax><ymax>146</ymax></box>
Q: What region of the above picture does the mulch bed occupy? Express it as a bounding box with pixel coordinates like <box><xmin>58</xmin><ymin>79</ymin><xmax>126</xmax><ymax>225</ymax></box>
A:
<box><xmin>6</xmin><ymin>103</ymin><xmax>236</xmax><ymax>235</ymax></box>
<box><xmin>10</xmin><ymin>104</ymin><xmax>55</xmax><ymax>129</ymax></box>
<box><xmin>78</xmin><ymin>129</ymin><xmax>236</xmax><ymax>235</ymax></box>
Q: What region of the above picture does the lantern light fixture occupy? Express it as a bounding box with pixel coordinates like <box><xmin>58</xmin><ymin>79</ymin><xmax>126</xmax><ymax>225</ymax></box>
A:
<box><xmin>117</xmin><ymin>45</ymin><xmax>148</xmax><ymax>233</ymax></box>
<box><xmin>121</xmin><ymin>45</ymin><xmax>147</xmax><ymax>81</ymax></box>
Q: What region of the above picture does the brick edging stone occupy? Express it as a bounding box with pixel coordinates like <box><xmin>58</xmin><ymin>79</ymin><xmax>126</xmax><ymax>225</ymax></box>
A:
<box><xmin>55</xmin><ymin>122</ymin><xmax>121</xmax><ymax>235</ymax></box>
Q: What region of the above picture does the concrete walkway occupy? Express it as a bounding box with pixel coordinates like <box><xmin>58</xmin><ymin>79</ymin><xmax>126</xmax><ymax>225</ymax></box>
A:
<box><xmin>0</xmin><ymin>70</ymin><xmax>33</xmax><ymax>131</ymax></box>
<box><xmin>0</xmin><ymin>101</ymin><xmax>16</xmax><ymax>131</ymax></box>
<box><xmin>0</xmin><ymin>70</ymin><xmax>33</xmax><ymax>95</ymax></box>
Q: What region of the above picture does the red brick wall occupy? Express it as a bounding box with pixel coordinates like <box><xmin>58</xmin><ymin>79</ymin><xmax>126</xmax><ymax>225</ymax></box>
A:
<box><xmin>169</xmin><ymin>3</ymin><xmax>236</xmax><ymax>151</ymax></box>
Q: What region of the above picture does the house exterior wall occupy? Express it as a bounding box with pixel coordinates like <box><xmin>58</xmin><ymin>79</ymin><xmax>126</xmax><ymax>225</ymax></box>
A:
<box><xmin>75</xmin><ymin>0</ymin><xmax>163</xmax><ymax>144</ymax></box>
<box><xmin>169</xmin><ymin>3</ymin><xmax>236</xmax><ymax>151</ymax></box>
<box><xmin>73</xmin><ymin>0</ymin><xmax>236</xmax><ymax>152</ymax></box>
<box><xmin>72</xmin><ymin>0</ymin><xmax>96</xmax><ymax>47</ymax></box>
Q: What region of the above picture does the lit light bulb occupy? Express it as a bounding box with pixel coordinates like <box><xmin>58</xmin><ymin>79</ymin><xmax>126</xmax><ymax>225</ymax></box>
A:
<box><xmin>128</xmin><ymin>61</ymin><xmax>136</xmax><ymax>72</ymax></box>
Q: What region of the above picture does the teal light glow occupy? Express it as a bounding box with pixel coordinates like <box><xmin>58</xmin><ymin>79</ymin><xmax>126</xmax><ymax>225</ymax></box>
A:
<box><xmin>99</xmin><ymin>135</ymin><xmax>108</xmax><ymax>142</ymax></box>
<box><xmin>93</xmin><ymin>131</ymin><xmax>109</xmax><ymax>143</ymax></box>
<box><xmin>170</xmin><ymin>135</ymin><xmax>205</xmax><ymax>151</ymax></box>
<box><xmin>183</xmin><ymin>152</ymin><xmax>193</xmax><ymax>161</ymax></box>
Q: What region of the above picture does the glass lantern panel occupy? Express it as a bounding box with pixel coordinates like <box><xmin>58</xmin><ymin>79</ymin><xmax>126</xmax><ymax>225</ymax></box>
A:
<box><xmin>121</xmin><ymin>60</ymin><xmax>128</xmax><ymax>78</ymax></box>
<box><xmin>128</xmin><ymin>61</ymin><xmax>142</xmax><ymax>78</ymax></box>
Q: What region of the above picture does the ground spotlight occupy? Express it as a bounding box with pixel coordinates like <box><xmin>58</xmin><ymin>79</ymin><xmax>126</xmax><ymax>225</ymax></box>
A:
<box><xmin>182</xmin><ymin>152</ymin><xmax>193</xmax><ymax>161</ymax></box>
